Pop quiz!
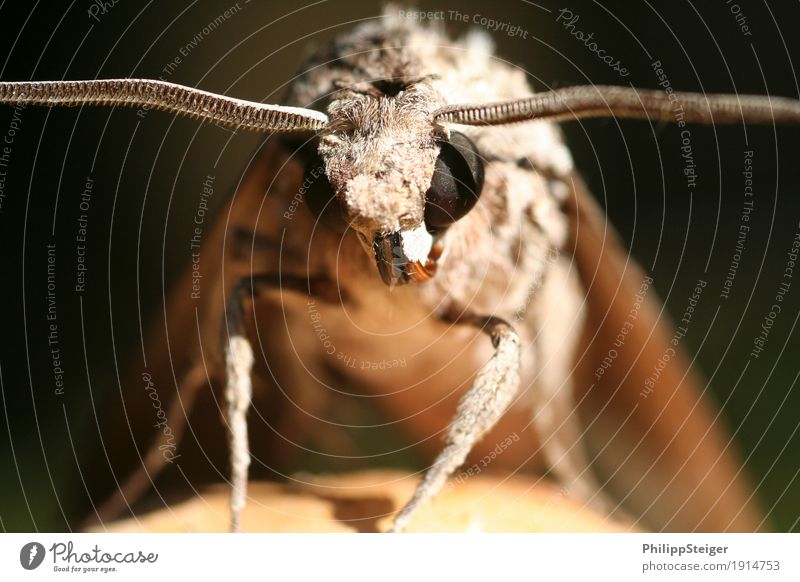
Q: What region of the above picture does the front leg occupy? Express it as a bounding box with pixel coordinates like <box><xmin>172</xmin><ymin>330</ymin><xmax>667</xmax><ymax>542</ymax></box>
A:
<box><xmin>389</xmin><ymin>315</ymin><xmax>522</xmax><ymax>532</ymax></box>
<box><xmin>222</xmin><ymin>273</ymin><xmax>339</xmax><ymax>533</ymax></box>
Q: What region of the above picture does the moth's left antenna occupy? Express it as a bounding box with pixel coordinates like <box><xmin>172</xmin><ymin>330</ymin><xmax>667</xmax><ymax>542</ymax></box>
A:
<box><xmin>0</xmin><ymin>79</ymin><xmax>328</xmax><ymax>132</ymax></box>
<box><xmin>434</xmin><ymin>85</ymin><xmax>800</xmax><ymax>127</ymax></box>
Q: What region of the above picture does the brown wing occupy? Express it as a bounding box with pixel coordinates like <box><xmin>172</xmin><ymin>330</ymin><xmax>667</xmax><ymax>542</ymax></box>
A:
<box><xmin>565</xmin><ymin>172</ymin><xmax>764</xmax><ymax>531</ymax></box>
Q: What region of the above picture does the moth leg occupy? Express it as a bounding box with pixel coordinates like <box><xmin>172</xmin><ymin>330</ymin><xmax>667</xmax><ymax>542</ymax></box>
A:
<box><xmin>223</xmin><ymin>274</ymin><xmax>341</xmax><ymax>532</ymax></box>
<box><xmin>389</xmin><ymin>315</ymin><xmax>521</xmax><ymax>533</ymax></box>
<box><xmin>85</xmin><ymin>364</ymin><xmax>206</xmax><ymax>528</ymax></box>
<box><xmin>529</xmin><ymin>259</ymin><xmax>609</xmax><ymax>509</ymax></box>
<box><xmin>223</xmin><ymin>277</ymin><xmax>258</xmax><ymax>533</ymax></box>
<box><xmin>533</xmin><ymin>379</ymin><xmax>607</xmax><ymax>507</ymax></box>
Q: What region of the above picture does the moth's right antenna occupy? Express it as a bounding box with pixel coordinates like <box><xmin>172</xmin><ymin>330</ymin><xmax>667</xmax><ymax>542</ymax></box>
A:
<box><xmin>433</xmin><ymin>85</ymin><xmax>800</xmax><ymax>126</ymax></box>
<box><xmin>0</xmin><ymin>79</ymin><xmax>328</xmax><ymax>132</ymax></box>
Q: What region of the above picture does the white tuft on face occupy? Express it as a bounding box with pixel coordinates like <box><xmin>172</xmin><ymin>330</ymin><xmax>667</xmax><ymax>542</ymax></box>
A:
<box><xmin>399</xmin><ymin>223</ymin><xmax>434</xmax><ymax>264</ymax></box>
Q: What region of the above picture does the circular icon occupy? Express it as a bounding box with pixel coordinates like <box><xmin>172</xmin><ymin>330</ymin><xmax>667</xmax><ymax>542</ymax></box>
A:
<box><xmin>19</xmin><ymin>542</ymin><xmax>45</xmax><ymax>570</ymax></box>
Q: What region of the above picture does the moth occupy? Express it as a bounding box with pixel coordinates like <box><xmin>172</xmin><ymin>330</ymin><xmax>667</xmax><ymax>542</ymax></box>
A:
<box><xmin>2</xmin><ymin>13</ymin><xmax>798</xmax><ymax>532</ymax></box>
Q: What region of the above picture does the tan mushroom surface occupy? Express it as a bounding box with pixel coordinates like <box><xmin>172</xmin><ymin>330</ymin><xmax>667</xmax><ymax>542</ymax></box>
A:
<box><xmin>91</xmin><ymin>470</ymin><xmax>636</xmax><ymax>533</ymax></box>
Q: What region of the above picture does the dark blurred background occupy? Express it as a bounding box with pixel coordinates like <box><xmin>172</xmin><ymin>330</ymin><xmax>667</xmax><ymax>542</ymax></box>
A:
<box><xmin>0</xmin><ymin>0</ymin><xmax>798</xmax><ymax>531</ymax></box>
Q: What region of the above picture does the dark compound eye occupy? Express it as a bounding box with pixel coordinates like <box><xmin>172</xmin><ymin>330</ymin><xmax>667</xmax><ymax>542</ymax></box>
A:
<box><xmin>302</xmin><ymin>153</ymin><xmax>347</xmax><ymax>232</ymax></box>
<box><xmin>424</xmin><ymin>131</ymin><xmax>485</xmax><ymax>229</ymax></box>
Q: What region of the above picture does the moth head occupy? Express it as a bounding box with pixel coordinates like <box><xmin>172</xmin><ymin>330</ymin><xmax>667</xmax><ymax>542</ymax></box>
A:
<box><xmin>303</xmin><ymin>85</ymin><xmax>485</xmax><ymax>287</ymax></box>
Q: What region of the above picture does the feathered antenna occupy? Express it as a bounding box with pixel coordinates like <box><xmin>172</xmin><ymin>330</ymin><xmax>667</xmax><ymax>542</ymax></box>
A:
<box><xmin>0</xmin><ymin>79</ymin><xmax>328</xmax><ymax>132</ymax></box>
<box><xmin>433</xmin><ymin>85</ymin><xmax>800</xmax><ymax>126</ymax></box>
